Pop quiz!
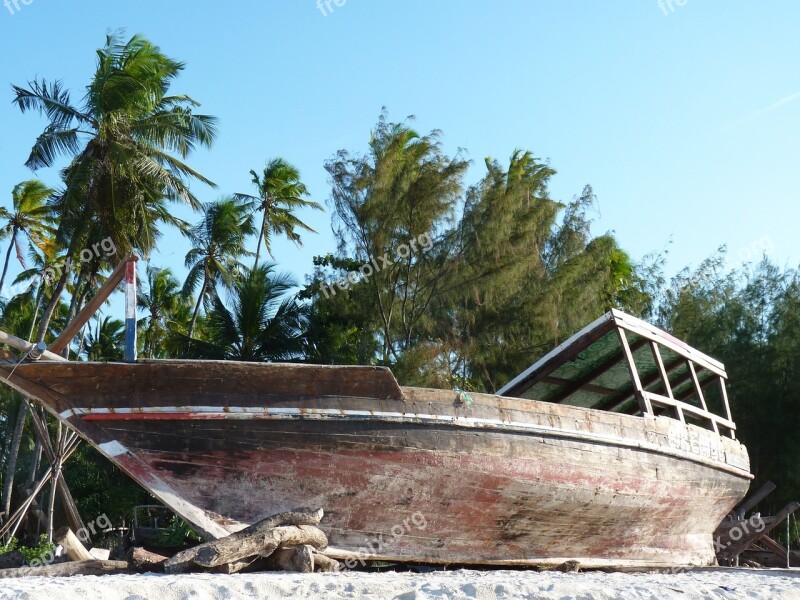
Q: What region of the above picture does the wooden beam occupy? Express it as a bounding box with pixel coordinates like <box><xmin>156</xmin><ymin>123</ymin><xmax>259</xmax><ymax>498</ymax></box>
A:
<box><xmin>611</xmin><ymin>309</ymin><xmax>727</xmax><ymax>378</ymax></box>
<box><xmin>757</xmin><ymin>535</ymin><xmax>799</xmax><ymax>567</ymax></box>
<box><xmin>497</xmin><ymin>313</ymin><xmax>617</xmax><ymax>397</ymax></box>
<box><xmin>54</xmin><ymin>527</ymin><xmax>93</xmax><ymax>561</ymax></box>
<box><xmin>688</xmin><ymin>361</ymin><xmax>718</xmax><ymax>434</ymax></box>
<box><xmin>720</xmin><ymin>378</ymin><xmax>735</xmax><ymax>440</ymax></box>
<box><xmin>599</xmin><ymin>355</ymin><xmax>685</xmax><ymax>412</ymax></box>
<box><xmin>0</xmin><ymin>560</ymin><xmax>130</xmax><ymax>579</ymax></box>
<box><xmin>642</xmin><ymin>391</ymin><xmax>736</xmax><ymax>432</ymax></box>
<box><xmin>721</xmin><ymin>502</ymin><xmax>800</xmax><ymax>560</ymax></box>
<box><xmin>615</xmin><ymin>327</ymin><xmax>651</xmax><ymax>415</ymax></box>
<box><xmin>26</xmin><ymin>404</ymin><xmax>85</xmax><ymax>534</ymax></box>
<box><xmin>650</xmin><ymin>341</ymin><xmax>683</xmax><ymax>423</ymax></box>
<box><xmin>733</xmin><ymin>481</ymin><xmax>777</xmax><ymax>519</ymax></box>
<box><xmin>0</xmin><ymin>330</ymin><xmax>66</xmax><ymax>362</ymax></box>
<box><xmin>49</xmin><ymin>254</ymin><xmax>139</xmax><ymax>355</ymax></box>
<box><xmin>542</xmin><ymin>377</ymin><xmax>620</xmax><ymax>399</ymax></box>
<box><xmin>547</xmin><ymin>338</ymin><xmax>649</xmax><ymax>404</ymax></box>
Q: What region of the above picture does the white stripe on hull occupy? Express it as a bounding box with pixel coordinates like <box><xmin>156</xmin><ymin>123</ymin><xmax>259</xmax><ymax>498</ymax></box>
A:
<box><xmin>60</xmin><ymin>405</ymin><xmax>751</xmax><ymax>478</ymax></box>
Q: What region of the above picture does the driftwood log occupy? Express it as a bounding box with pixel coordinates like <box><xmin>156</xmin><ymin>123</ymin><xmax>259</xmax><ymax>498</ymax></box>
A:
<box><xmin>54</xmin><ymin>526</ymin><xmax>94</xmax><ymax>562</ymax></box>
<box><xmin>194</xmin><ymin>525</ymin><xmax>327</xmax><ymax>569</ymax></box>
<box><xmin>0</xmin><ymin>560</ymin><xmax>129</xmax><ymax>579</ymax></box>
<box><xmin>213</xmin><ymin>557</ymin><xmax>261</xmax><ymax>575</ymax></box>
<box><xmin>313</xmin><ymin>552</ymin><xmax>341</xmax><ymax>573</ymax></box>
<box><xmin>164</xmin><ymin>507</ymin><xmax>324</xmax><ymax>574</ymax></box>
<box><xmin>265</xmin><ymin>545</ymin><xmax>315</xmax><ymax>573</ymax></box>
<box><xmin>128</xmin><ymin>547</ymin><xmax>169</xmax><ymax>573</ymax></box>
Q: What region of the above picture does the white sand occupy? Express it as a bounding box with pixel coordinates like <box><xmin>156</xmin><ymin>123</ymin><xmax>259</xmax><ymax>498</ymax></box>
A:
<box><xmin>1</xmin><ymin>569</ymin><xmax>798</xmax><ymax>599</ymax></box>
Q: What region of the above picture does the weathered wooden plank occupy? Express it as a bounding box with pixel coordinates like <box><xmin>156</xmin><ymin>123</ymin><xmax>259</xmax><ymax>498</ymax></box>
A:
<box><xmin>721</xmin><ymin>502</ymin><xmax>800</xmax><ymax>560</ymax></box>
<box><xmin>0</xmin><ymin>560</ymin><xmax>129</xmax><ymax>579</ymax></box>
<box><xmin>128</xmin><ymin>547</ymin><xmax>168</xmax><ymax>572</ymax></box>
<box><xmin>54</xmin><ymin>526</ymin><xmax>93</xmax><ymax>561</ymax></box>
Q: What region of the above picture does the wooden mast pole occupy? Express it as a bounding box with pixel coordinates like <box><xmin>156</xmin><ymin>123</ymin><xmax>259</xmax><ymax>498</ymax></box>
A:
<box><xmin>124</xmin><ymin>258</ymin><xmax>137</xmax><ymax>363</ymax></box>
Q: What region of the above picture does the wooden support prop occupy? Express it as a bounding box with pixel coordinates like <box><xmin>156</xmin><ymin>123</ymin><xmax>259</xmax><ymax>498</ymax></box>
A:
<box><xmin>26</xmin><ymin>404</ymin><xmax>85</xmax><ymax>535</ymax></box>
<box><xmin>0</xmin><ymin>560</ymin><xmax>129</xmax><ymax>579</ymax></box>
<box><xmin>164</xmin><ymin>507</ymin><xmax>324</xmax><ymax>574</ymax></box>
<box><xmin>54</xmin><ymin>526</ymin><xmax>94</xmax><ymax>562</ymax></box>
<box><xmin>0</xmin><ymin>330</ymin><xmax>66</xmax><ymax>362</ymax></box>
<box><xmin>734</xmin><ymin>481</ymin><xmax>777</xmax><ymax>519</ymax></box>
<box><xmin>194</xmin><ymin>525</ymin><xmax>328</xmax><ymax>569</ymax></box>
<box><xmin>721</xmin><ymin>501</ymin><xmax>800</xmax><ymax>560</ymax></box>
<box><xmin>49</xmin><ymin>253</ymin><xmax>139</xmax><ymax>355</ymax></box>
<box><xmin>758</xmin><ymin>535</ymin><xmax>800</xmax><ymax>567</ymax></box>
<box><xmin>128</xmin><ymin>547</ymin><xmax>168</xmax><ymax>573</ymax></box>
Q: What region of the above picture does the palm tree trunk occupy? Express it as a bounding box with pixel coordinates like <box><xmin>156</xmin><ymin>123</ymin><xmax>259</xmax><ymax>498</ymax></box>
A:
<box><xmin>27</xmin><ymin>279</ymin><xmax>45</xmax><ymax>342</ymax></box>
<box><xmin>253</xmin><ymin>213</ymin><xmax>267</xmax><ymax>271</ymax></box>
<box><xmin>1</xmin><ymin>397</ymin><xmax>27</xmax><ymax>520</ymax></box>
<box><xmin>26</xmin><ymin>438</ymin><xmax>41</xmax><ymax>488</ymax></box>
<box><xmin>188</xmin><ymin>276</ymin><xmax>209</xmax><ymax>339</ymax></box>
<box><xmin>0</xmin><ymin>228</ymin><xmax>18</xmax><ymax>295</ymax></box>
<box><xmin>36</xmin><ymin>263</ymin><xmax>72</xmax><ymax>343</ymax></box>
<box><xmin>60</xmin><ymin>268</ymin><xmax>92</xmax><ymax>358</ymax></box>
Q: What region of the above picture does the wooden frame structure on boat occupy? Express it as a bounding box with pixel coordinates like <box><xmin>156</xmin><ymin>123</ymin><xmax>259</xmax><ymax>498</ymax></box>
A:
<box><xmin>497</xmin><ymin>309</ymin><xmax>737</xmax><ymax>440</ymax></box>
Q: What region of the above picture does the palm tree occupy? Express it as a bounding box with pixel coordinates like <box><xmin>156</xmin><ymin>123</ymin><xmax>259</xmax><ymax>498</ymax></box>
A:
<box><xmin>83</xmin><ymin>316</ymin><xmax>125</xmax><ymax>362</ymax></box>
<box><xmin>235</xmin><ymin>158</ymin><xmax>322</xmax><ymax>269</ymax></box>
<box><xmin>12</xmin><ymin>33</ymin><xmax>218</xmax><ymax>342</ymax></box>
<box><xmin>0</xmin><ymin>180</ymin><xmax>55</xmax><ymax>295</ymax></box>
<box><xmin>183</xmin><ymin>198</ymin><xmax>255</xmax><ymax>338</ymax></box>
<box><xmin>185</xmin><ymin>264</ymin><xmax>306</xmax><ymax>361</ymax></box>
<box><xmin>138</xmin><ymin>266</ymin><xmax>191</xmax><ymax>358</ymax></box>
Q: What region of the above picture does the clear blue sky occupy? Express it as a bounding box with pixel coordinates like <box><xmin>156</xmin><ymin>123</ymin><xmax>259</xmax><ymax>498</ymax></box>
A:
<box><xmin>1</xmin><ymin>1</ymin><xmax>798</xmax><ymax>316</ymax></box>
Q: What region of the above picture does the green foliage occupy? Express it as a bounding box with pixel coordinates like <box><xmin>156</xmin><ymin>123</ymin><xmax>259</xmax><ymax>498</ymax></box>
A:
<box><xmin>651</xmin><ymin>253</ymin><xmax>800</xmax><ymax>509</ymax></box>
<box><xmin>322</xmin><ymin>116</ymin><xmax>652</xmax><ymax>391</ymax></box>
<box><xmin>182</xmin><ymin>197</ymin><xmax>256</xmax><ymax>339</ymax></box>
<box><xmin>18</xmin><ymin>535</ymin><xmax>55</xmax><ymax>564</ymax></box>
<box><xmin>235</xmin><ymin>157</ymin><xmax>323</xmax><ymax>269</ymax></box>
<box><xmin>62</xmin><ymin>444</ymin><xmax>150</xmax><ymax>526</ymax></box>
<box><xmin>179</xmin><ymin>264</ymin><xmax>306</xmax><ymax>361</ymax></box>
<box><xmin>0</xmin><ymin>535</ymin><xmax>56</xmax><ymax>565</ymax></box>
<box><xmin>151</xmin><ymin>516</ymin><xmax>203</xmax><ymax>548</ymax></box>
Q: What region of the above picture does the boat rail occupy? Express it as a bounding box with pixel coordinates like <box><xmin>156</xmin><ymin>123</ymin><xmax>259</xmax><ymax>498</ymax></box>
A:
<box><xmin>497</xmin><ymin>309</ymin><xmax>737</xmax><ymax>440</ymax></box>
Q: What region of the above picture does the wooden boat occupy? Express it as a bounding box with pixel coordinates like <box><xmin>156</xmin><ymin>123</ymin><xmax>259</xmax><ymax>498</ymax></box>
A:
<box><xmin>0</xmin><ymin>259</ymin><xmax>752</xmax><ymax>568</ymax></box>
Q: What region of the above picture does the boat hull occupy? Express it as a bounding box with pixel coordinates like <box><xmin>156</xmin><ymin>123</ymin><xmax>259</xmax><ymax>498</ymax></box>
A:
<box><xmin>0</xmin><ymin>361</ymin><xmax>752</xmax><ymax>568</ymax></box>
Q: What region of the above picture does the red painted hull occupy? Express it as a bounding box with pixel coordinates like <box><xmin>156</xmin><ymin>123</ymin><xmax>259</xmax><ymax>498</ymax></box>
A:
<box><xmin>0</xmin><ymin>361</ymin><xmax>752</xmax><ymax>567</ymax></box>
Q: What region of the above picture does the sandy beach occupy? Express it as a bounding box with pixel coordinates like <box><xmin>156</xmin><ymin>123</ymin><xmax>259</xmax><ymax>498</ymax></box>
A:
<box><xmin>1</xmin><ymin>569</ymin><xmax>799</xmax><ymax>600</ymax></box>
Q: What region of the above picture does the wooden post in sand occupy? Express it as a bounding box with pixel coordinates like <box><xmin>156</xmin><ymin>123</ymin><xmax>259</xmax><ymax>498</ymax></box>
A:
<box><xmin>54</xmin><ymin>527</ymin><xmax>94</xmax><ymax>562</ymax></box>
